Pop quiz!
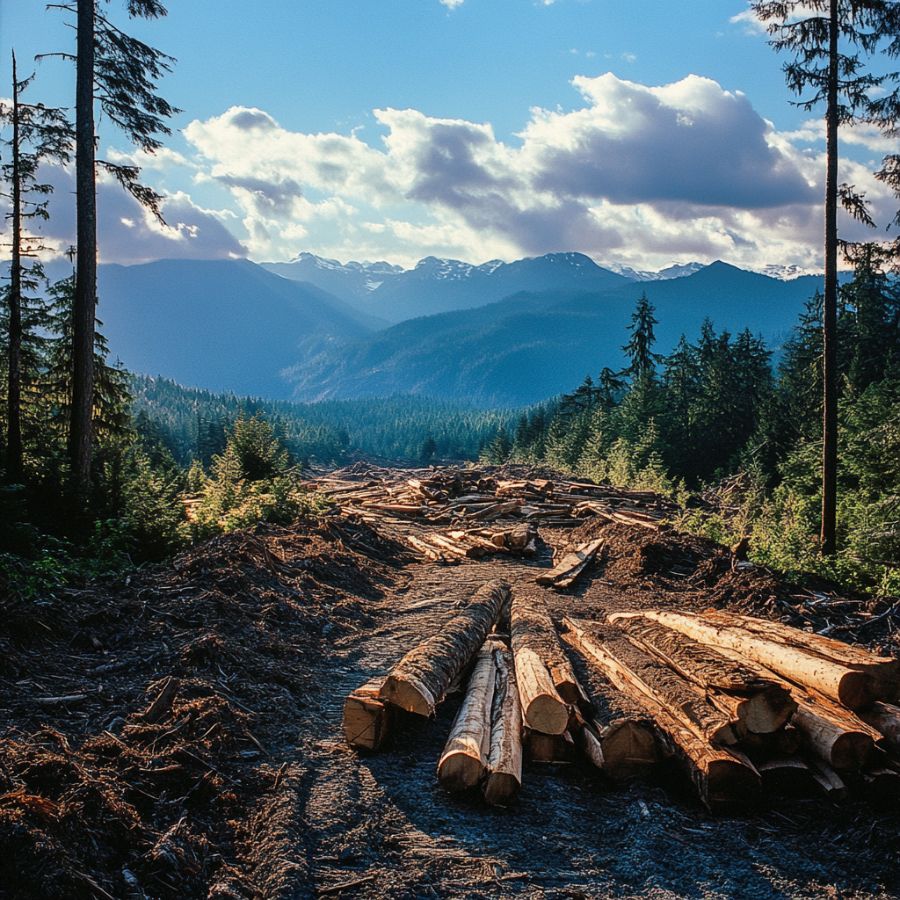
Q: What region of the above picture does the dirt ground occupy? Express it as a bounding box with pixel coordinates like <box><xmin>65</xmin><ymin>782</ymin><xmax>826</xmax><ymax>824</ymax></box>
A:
<box><xmin>1</xmin><ymin>468</ymin><xmax>899</xmax><ymax>899</ymax></box>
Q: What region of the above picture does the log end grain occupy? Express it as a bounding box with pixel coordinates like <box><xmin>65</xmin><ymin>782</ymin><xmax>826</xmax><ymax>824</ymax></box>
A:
<box><xmin>837</xmin><ymin>671</ymin><xmax>876</xmax><ymax>711</ymax></box>
<box><xmin>705</xmin><ymin>757</ymin><xmax>761</xmax><ymax>811</ymax></box>
<box><xmin>741</xmin><ymin>686</ymin><xmax>798</xmax><ymax>734</ymax></box>
<box><xmin>437</xmin><ymin>751</ymin><xmax>485</xmax><ymax>792</ymax></box>
<box><xmin>600</xmin><ymin>720</ymin><xmax>659</xmax><ymax>779</ymax></box>
<box><xmin>379</xmin><ymin>674</ymin><xmax>436</xmax><ymax>717</ymax></box>
<box><xmin>482</xmin><ymin>772</ymin><xmax>521</xmax><ymax>807</ymax></box>
<box><xmin>523</xmin><ymin>694</ymin><xmax>569</xmax><ymax>736</ymax></box>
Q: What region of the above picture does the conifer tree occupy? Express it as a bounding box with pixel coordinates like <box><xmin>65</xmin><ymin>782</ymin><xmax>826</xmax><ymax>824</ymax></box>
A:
<box><xmin>622</xmin><ymin>293</ymin><xmax>661</xmax><ymax>379</ymax></box>
<box><xmin>0</xmin><ymin>52</ymin><xmax>71</xmax><ymax>482</ymax></box>
<box><xmin>751</xmin><ymin>0</ymin><xmax>900</xmax><ymax>553</ymax></box>
<box><xmin>54</xmin><ymin>0</ymin><xmax>178</xmax><ymax>496</ymax></box>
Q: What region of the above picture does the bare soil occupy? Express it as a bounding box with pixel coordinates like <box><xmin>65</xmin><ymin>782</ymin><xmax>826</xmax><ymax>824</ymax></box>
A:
<box><xmin>1</xmin><ymin>469</ymin><xmax>899</xmax><ymax>899</ymax></box>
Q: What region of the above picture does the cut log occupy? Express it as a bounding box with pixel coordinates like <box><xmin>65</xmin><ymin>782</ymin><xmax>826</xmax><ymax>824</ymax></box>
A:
<box><xmin>512</xmin><ymin>645</ymin><xmax>569</xmax><ymax>735</ymax></box>
<box><xmin>510</xmin><ymin>590</ymin><xmax>589</xmax><ymax>709</ymax></box>
<box><xmin>740</xmin><ymin>726</ymin><xmax>801</xmax><ymax>760</ymax></box>
<box><xmin>438</xmin><ymin>641</ymin><xmax>500</xmax><ymax>791</ymax></box>
<box><xmin>792</xmin><ymin>700</ymin><xmax>875</xmax><ymax>770</ymax></box>
<box><xmin>343</xmin><ymin>676</ymin><xmax>395</xmax><ymax>751</ymax></box>
<box><xmin>561</xmin><ymin>618</ymin><xmax>759</xmax><ymax>810</ymax></box>
<box><xmin>526</xmin><ymin>729</ymin><xmax>577</xmax><ymax>764</ymax></box>
<box><xmin>483</xmin><ymin>648</ymin><xmax>523</xmax><ymax>806</ymax></box>
<box><xmin>565</xmin><ymin>620</ymin><xmax>739</xmax><ymax>745</ymax></box>
<box><xmin>470</xmin><ymin>500</ymin><xmax>522</xmax><ymax>522</ymax></box>
<box><xmin>807</xmin><ymin>757</ymin><xmax>847</xmax><ymax>799</ymax></box>
<box><xmin>406</xmin><ymin>535</ymin><xmax>447</xmax><ymax>561</ymax></box>
<box><xmin>569</xmin><ymin>707</ymin><xmax>659</xmax><ymax>778</ymax></box>
<box><xmin>858</xmin><ymin>701</ymin><xmax>900</xmax><ymax>755</ymax></box>
<box><xmin>611</xmin><ymin>610</ymin><xmax>877</xmax><ymax>710</ymax></box>
<box><xmin>379</xmin><ymin>581</ymin><xmax>509</xmax><ymax>716</ymax></box>
<box><xmin>536</xmin><ymin>538</ymin><xmax>603</xmax><ymax>589</ymax></box>
<box><xmin>613</xmin><ymin>615</ymin><xmax>796</xmax><ymax>734</ymax></box>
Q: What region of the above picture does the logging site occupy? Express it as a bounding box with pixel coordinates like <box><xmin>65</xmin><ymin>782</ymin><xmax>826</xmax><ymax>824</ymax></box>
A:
<box><xmin>2</xmin><ymin>463</ymin><xmax>899</xmax><ymax>899</ymax></box>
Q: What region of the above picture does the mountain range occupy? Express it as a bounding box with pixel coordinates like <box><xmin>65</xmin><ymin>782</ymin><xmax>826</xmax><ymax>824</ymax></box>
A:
<box><xmin>262</xmin><ymin>251</ymin><xmax>628</xmax><ymax>322</ymax></box>
<box><xmin>89</xmin><ymin>252</ymin><xmax>828</xmax><ymax>405</ymax></box>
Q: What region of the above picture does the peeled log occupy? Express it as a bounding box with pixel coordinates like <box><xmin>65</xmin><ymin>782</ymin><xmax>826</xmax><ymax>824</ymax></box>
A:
<box><xmin>859</xmin><ymin>701</ymin><xmax>900</xmax><ymax>755</ymax></box>
<box><xmin>570</xmin><ymin>707</ymin><xmax>659</xmax><ymax>779</ymax></box>
<box><xmin>536</xmin><ymin>538</ymin><xmax>603</xmax><ymax>589</ymax></box>
<box><xmin>612</xmin><ymin>610</ymin><xmax>876</xmax><ymax>710</ymax></box>
<box><xmin>511</xmin><ymin>590</ymin><xmax>589</xmax><ymax>709</ymax></box>
<box><xmin>483</xmin><ymin>648</ymin><xmax>523</xmax><ymax>806</ymax></box>
<box><xmin>380</xmin><ymin>580</ymin><xmax>509</xmax><ymax>716</ymax></box>
<box><xmin>703</xmin><ymin>610</ymin><xmax>899</xmax><ymax>692</ymax></box>
<box><xmin>438</xmin><ymin>641</ymin><xmax>500</xmax><ymax>791</ymax></box>
<box><xmin>343</xmin><ymin>676</ymin><xmax>395</xmax><ymax>751</ymax></box>
<box><xmin>512</xmin><ymin>646</ymin><xmax>569</xmax><ymax>735</ymax></box>
<box><xmin>562</xmin><ymin>618</ymin><xmax>759</xmax><ymax>811</ymax></box>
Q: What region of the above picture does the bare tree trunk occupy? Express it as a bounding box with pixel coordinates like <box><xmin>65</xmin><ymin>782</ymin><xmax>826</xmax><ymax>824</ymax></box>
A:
<box><xmin>69</xmin><ymin>0</ymin><xmax>96</xmax><ymax>496</ymax></box>
<box><xmin>821</xmin><ymin>0</ymin><xmax>839</xmax><ymax>555</ymax></box>
<box><xmin>6</xmin><ymin>52</ymin><xmax>24</xmax><ymax>484</ymax></box>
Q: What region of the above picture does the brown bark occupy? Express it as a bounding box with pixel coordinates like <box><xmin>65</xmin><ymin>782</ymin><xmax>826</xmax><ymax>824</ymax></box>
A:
<box><xmin>70</xmin><ymin>0</ymin><xmax>97</xmax><ymax>493</ymax></box>
<box><xmin>379</xmin><ymin>580</ymin><xmax>508</xmax><ymax>716</ymax></box>
<box><xmin>6</xmin><ymin>51</ymin><xmax>24</xmax><ymax>483</ymax></box>
<box><xmin>343</xmin><ymin>676</ymin><xmax>395</xmax><ymax>751</ymax></box>
<box><xmin>821</xmin><ymin>0</ymin><xmax>839</xmax><ymax>555</ymax></box>
<box><xmin>615</xmin><ymin>610</ymin><xmax>879</xmax><ymax>709</ymax></box>
<box><xmin>612</xmin><ymin>615</ymin><xmax>796</xmax><ymax>733</ymax></box>
<box><xmin>482</xmin><ymin>647</ymin><xmax>523</xmax><ymax>806</ymax></box>
<box><xmin>567</xmin><ymin>620</ymin><xmax>739</xmax><ymax>745</ymax></box>
<box><xmin>561</xmin><ymin>618</ymin><xmax>759</xmax><ymax>811</ymax></box>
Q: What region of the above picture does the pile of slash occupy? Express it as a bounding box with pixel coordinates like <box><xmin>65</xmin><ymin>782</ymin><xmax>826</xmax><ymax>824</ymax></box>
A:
<box><xmin>343</xmin><ymin>581</ymin><xmax>900</xmax><ymax>813</ymax></box>
<box><xmin>306</xmin><ymin>464</ymin><xmax>672</xmax><ymax>566</ymax></box>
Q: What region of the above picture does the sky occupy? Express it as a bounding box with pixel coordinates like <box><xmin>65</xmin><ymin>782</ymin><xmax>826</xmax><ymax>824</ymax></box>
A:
<box><xmin>0</xmin><ymin>0</ymin><xmax>897</xmax><ymax>272</ymax></box>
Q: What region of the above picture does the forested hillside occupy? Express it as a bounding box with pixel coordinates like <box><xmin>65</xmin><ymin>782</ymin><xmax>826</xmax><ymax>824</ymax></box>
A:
<box><xmin>480</xmin><ymin>257</ymin><xmax>900</xmax><ymax>593</ymax></box>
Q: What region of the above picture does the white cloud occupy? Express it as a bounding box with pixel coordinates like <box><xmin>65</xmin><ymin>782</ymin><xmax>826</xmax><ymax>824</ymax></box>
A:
<box><xmin>3</xmin><ymin>165</ymin><xmax>248</xmax><ymax>265</ymax></box>
<box><xmin>104</xmin><ymin>71</ymin><xmax>895</xmax><ymax>271</ymax></box>
<box><xmin>729</xmin><ymin>8</ymin><xmax>767</xmax><ymax>35</ymax></box>
<box><xmin>439</xmin><ymin>0</ymin><xmax>464</xmax><ymax>8</ymax></box>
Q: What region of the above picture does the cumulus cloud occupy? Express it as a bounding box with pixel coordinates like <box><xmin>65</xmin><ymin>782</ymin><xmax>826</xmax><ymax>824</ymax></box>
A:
<box><xmin>175</xmin><ymin>73</ymin><xmax>894</xmax><ymax>271</ymax></box>
<box><xmin>17</xmin><ymin>165</ymin><xmax>248</xmax><ymax>265</ymax></box>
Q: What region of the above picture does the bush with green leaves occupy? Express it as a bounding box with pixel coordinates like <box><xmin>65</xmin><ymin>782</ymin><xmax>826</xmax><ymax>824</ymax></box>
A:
<box><xmin>194</xmin><ymin>414</ymin><xmax>325</xmax><ymax>535</ymax></box>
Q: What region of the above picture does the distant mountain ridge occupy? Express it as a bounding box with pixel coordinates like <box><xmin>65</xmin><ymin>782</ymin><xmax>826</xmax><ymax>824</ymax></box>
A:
<box><xmin>262</xmin><ymin>251</ymin><xmax>825</xmax><ymax>322</ymax></box>
<box><xmin>284</xmin><ymin>260</ymin><xmax>826</xmax><ymax>406</ymax></box>
<box><xmin>90</xmin><ymin>254</ymin><xmax>831</xmax><ymax>405</ymax></box>
<box><xmin>263</xmin><ymin>251</ymin><xmax>628</xmax><ymax>322</ymax></box>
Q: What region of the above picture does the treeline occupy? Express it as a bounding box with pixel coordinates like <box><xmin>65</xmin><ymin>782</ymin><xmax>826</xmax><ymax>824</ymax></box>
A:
<box><xmin>132</xmin><ymin>377</ymin><xmax>519</xmax><ymax>466</ymax></box>
<box><xmin>483</xmin><ymin>255</ymin><xmax>900</xmax><ymax>594</ymax></box>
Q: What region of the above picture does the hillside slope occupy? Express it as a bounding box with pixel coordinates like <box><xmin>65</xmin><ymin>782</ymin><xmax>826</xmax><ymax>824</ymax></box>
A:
<box><xmin>287</xmin><ymin>262</ymin><xmax>823</xmax><ymax>406</ymax></box>
<box><xmin>99</xmin><ymin>259</ymin><xmax>376</xmax><ymax>397</ymax></box>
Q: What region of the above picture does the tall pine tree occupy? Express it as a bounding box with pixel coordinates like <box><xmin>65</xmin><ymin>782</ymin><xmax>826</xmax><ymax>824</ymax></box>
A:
<box><xmin>751</xmin><ymin>0</ymin><xmax>900</xmax><ymax>553</ymax></box>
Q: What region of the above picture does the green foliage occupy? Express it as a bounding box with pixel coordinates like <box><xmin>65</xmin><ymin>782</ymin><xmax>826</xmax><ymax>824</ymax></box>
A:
<box><xmin>194</xmin><ymin>415</ymin><xmax>326</xmax><ymax>536</ymax></box>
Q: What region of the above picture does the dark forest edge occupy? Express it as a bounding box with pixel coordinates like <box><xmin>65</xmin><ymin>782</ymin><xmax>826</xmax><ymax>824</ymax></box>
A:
<box><xmin>2</xmin><ymin>252</ymin><xmax>898</xmax><ymax>601</ymax></box>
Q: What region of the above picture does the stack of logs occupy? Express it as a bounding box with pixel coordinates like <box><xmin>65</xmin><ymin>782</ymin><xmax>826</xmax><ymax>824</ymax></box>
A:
<box><xmin>308</xmin><ymin>467</ymin><xmax>670</xmax><ymax>565</ymax></box>
<box><xmin>343</xmin><ymin>583</ymin><xmax>900</xmax><ymax>812</ymax></box>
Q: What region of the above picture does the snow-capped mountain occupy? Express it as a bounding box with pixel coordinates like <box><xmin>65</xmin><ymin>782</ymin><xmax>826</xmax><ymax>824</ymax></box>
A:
<box><xmin>606</xmin><ymin>261</ymin><xmax>706</xmax><ymax>281</ymax></box>
<box><xmin>264</xmin><ymin>251</ymin><xmax>626</xmax><ymax>322</ymax></box>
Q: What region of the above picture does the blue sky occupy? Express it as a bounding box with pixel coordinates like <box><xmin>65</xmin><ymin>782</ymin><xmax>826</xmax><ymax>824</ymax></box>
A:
<box><xmin>1</xmin><ymin>1</ymin><xmax>896</xmax><ymax>271</ymax></box>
